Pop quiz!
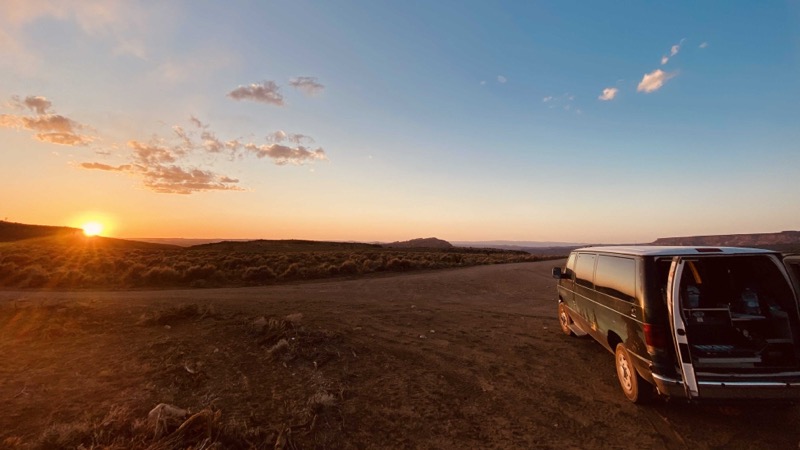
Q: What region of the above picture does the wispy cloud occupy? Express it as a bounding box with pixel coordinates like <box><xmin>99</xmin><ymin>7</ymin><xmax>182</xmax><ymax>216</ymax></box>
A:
<box><xmin>227</xmin><ymin>81</ymin><xmax>284</xmax><ymax>106</ymax></box>
<box><xmin>598</xmin><ymin>87</ymin><xmax>618</xmax><ymax>101</ymax></box>
<box><xmin>289</xmin><ymin>76</ymin><xmax>325</xmax><ymax>95</ymax></box>
<box><xmin>637</xmin><ymin>69</ymin><xmax>676</xmax><ymax>93</ymax></box>
<box><xmin>268</xmin><ymin>130</ymin><xmax>315</xmax><ymax>145</ymax></box>
<box><xmin>699</xmin><ymin>42</ymin><xmax>708</xmax><ymax>49</ymax></box>
<box><xmin>79</xmin><ymin>116</ymin><xmax>328</xmax><ymax>194</ymax></box>
<box><xmin>542</xmin><ymin>93</ymin><xmax>579</xmax><ymax>113</ymax></box>
<box><xmin>0</xmin><ymin>95</ymin><xmax>94</xmax><ymax>146</ymax></box>
<box><xmin>0</xmin><ymin>1</ymin><xmax>150</xmax><ymax>59</ymax></box>
<box><xmin>497</xmin><ymin>75</ymin><xmax>507</xmax><ymax>84</ymax></box>
<box><xmin>660</xmin><ymin>39</ymin><xmax>684</xmax><ymax>65</ymax></box>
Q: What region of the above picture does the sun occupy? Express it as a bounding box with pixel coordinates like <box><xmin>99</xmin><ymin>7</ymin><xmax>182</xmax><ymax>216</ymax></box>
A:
<box><xmin>82</xmin><ymin>221</ymin><xmax>104</xmax><ymax>237</ymax></box>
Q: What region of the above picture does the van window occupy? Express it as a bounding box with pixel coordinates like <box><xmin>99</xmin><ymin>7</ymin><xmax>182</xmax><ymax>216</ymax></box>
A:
<box><xmin>565</xmin><ymin>254</ymin><xmax>576</xmax><ymax>279</ymax></box>
<box><xmin>594</xmin><ymin>255</ymin><xmax>636</xmax><ymax>302</ymax></box>
<box><xmin>574</xmin><ymin>253</ymin><xmax>596</xmax><ymax>288</ymax></box>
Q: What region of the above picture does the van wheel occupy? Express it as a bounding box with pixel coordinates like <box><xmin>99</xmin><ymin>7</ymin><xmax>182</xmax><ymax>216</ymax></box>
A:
<box><xmin>615</xmin><ymin>343</ymin><xmax>652</xmax><ymax>403</ymax></box>
<box><xmin>558</xmin><ymin>302</ymin><xmax>575</xmax><ymax>336</ymax></box>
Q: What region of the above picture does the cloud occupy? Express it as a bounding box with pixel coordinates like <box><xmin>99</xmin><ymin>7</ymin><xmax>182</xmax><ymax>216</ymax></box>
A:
<box><xmin>80</xmin><ymin>162</ymin><xmax>131</xmax><ymax>171</ymax></box>
<box><xmin>497</xmin><ymin>75</ymin><xmax>507</xmax><ymax>83</ymax></box>
<box><xmin>541</xmin><ymin>93</ymin><xmax>579</xmax><ymax>113</ymax></box>
<box><xmin>227</xmin><ymin>81</ymin><xmax>284</xmax><ymax>106</ymax></box>
<box><xmin>79</xmin><ymin>116</ymin><xmax>329</xmax><ymax>194</ymax></box>
<box><xmin>244</xmin><ymin>143</ymin><xmax>327</xmax><ymax>166</ymax></box>
<box><xmin>0</xmin><ymin>1</ymin><xmax>151</xmax><ymax>59</ymax></box>
<box><xmin>661</xmin><ymin>40</ymin><xmax>684</xmax><ymax>65</ymax></box>
<box><xmin>598</xmin><ymin>87</ymin><xmax>618</xmax><ymax>101</ymax></box>
<box><xmin>637</xmin><ymin>69</ymin><xmax>676</xmax><ymax>93</ymax></box>
<box><xmin>0</xmin><ymin>96</ymin><xmax>94</xmax><ymax>146</ymax></box>
<box><xmin>12</xmin><ymin>95</ymin><xmax>52</xmax><ymax>114</ymax></box>
<box><xmin>268</xmin><ymin>130</ymin><xmax>314</xmax><ymax>145</ymax></box>
<box><xmin>80</xmin><ymin>139</ymin><xmax>242</xmax><ymax>194</ymax></box>
<box><xmin>289</xmin><ymin>76</ymin><xmax>325</xmax><ymax>95</ymax></box>
<box><xmin>699</xmin><ymin>42</ymin><xmax>708</xmax><ymax>49</ymax></box>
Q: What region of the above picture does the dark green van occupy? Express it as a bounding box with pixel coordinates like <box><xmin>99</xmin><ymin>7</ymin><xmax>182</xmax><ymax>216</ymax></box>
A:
<box><xmin>552</xmin><ymin>246</ymin><xmax>800</xmax><ymax>403</ymax></box>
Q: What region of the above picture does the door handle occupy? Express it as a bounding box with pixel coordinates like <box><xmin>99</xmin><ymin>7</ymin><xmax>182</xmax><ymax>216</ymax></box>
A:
<box><xmin>630</xmin><ymin>307</ymin><xmax>636</xmax><ymax>317</ymax></box>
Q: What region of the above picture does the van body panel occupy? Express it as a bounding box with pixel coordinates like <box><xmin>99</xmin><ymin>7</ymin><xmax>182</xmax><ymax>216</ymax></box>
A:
<box><xmin>554</xmin><ymin>246</ymin><xmax>800</xmax><ymax>402</ymax></box>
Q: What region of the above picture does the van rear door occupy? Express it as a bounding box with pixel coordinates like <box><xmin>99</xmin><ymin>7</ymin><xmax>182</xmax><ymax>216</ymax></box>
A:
<box><xmin>666</xmin><ymin>257</ymin><xmax>699</xmax><ymax>398</ymax></box>
<box><xmin>785</xmin><ymin>256</ymin><xmax>800</xmax><ymax>294</ymax></box>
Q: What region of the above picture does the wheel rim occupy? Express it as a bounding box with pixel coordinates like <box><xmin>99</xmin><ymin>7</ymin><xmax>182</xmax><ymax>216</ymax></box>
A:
<box><xmin>617</xmin><ymin>351</ymin><xmax>633</xmax><ymax>393</ymax></box>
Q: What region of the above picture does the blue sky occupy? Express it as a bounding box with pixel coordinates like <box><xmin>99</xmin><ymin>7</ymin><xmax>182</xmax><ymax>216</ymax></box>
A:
<box><xmin>1</xmin><ymin>1</ymin><xmax>798</xmax><ymax>243</ymax></box>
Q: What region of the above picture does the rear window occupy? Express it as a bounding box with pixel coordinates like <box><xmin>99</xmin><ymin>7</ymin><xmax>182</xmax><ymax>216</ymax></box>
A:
<box><xmin>594</xmin><ymin>255</ymin><xmax>636</xmax><ymax>302</ymax></box>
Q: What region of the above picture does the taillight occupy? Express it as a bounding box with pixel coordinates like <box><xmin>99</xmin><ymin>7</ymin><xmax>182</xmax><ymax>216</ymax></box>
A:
<box><xmin>644</xmin><ymin>323</ymin><xmax>667</xmax><ymax>353</ymax></box>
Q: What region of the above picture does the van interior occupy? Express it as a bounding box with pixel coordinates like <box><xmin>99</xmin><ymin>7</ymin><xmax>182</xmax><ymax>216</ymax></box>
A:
<box><xmin>668</xmin><ymin>256</ymin><xmax>800</xmax><ymax>372</ymax></box>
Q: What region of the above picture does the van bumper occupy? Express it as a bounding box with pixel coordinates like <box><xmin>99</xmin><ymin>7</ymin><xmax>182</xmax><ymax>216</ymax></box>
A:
<box><xmin>652</xmin><ymin>373</ymin><xmax>800</xmax><ymax>400</ymax></box>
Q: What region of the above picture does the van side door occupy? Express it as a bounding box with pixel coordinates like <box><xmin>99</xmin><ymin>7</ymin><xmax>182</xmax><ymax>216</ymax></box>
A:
<box><xmin>593</xmin><ymin>255</ymin><xmax>644</xmax><ymax>354</ymax></box>
<box><xmin>573</xmin><ymin>252</ymin><xmax>598</xmax><ymax>334</ymax></box>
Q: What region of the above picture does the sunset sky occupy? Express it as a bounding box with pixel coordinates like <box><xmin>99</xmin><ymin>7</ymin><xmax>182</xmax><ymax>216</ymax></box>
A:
<box><xmin>1</xmin><ymin>1</ymin><xmax>798</xmax><ymax>243</ymax></box>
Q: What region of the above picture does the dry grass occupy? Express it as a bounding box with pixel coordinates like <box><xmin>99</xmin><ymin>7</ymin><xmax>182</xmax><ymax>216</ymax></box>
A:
<box><xmin>1</xmin><ymin>302</ymin><xmax>348</xmax><ymax>449</ymax></box>
<box><xmin>0</xmin><ymin>242</ymin><xmax>557</xmax><ymax>290</ymax></box>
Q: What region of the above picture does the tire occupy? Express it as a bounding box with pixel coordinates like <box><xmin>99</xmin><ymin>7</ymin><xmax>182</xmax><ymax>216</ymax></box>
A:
<box><xmin>615</xmin><ymin>343</ymin><xmax>652</xmax><ymax>403</ymax></box>
<box><xmin>558</xmin><ymin>302</ymin><xmax>575</xmax><ymax>336</ymax></box>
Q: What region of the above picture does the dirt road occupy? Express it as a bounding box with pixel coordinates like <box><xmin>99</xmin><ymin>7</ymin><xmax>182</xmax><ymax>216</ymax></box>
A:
<box><xmin>1</xmin><ymin>261</ymin><xmax>798</xmax><ymax>449</ymax></box>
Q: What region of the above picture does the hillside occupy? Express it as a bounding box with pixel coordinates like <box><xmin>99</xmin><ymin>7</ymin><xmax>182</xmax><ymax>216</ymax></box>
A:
<box><xmin>189</xmin><ymin>239</ymin><xmax>382</xmax><ymax>253</ymax></box>
<box><xmin>384</xmin><ymin>237</ymin><xmax>453</xmax><ymax>249</ymax></box>
<box><xmin>0</xmin><ymin>221</ymin><xmax>179</xmax><ymax>250</ymax></box>
<box><xmin>0</xmin><ymin>220</ymin><xmax>81</xmax><ymax>242</ymax></box>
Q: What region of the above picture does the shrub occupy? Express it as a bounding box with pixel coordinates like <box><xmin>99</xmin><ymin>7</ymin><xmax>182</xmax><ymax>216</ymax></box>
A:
<box><xmin>241</xmin><ymin>265</ymin><xmax>276</xmax><ymax>283</ymax></box>
<box><xmin>142</xmin><ymin>266</ymin><xmax>181</xmax><ymax>286</ymax></box>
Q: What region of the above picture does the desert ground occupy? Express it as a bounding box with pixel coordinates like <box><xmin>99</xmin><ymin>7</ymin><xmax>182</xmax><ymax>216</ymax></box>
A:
<box><xmin>1</xmin><ymin>260</ymin><xmax>798</xmax><ymax>449</ymax></box>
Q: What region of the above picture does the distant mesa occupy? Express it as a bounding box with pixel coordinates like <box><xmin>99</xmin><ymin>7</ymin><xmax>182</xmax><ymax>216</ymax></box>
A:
<box><xmin>384</xmin><ymin>237</ymin><xmax>453</xmax><ymax>249</ymax></box>
<box><xmin>652</xmin><ymin>231</ymin><xmax>800</xmax><ymax>247</ymax></box>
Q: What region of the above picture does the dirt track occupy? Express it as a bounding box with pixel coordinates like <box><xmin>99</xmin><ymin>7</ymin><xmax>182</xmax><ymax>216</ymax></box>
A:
<box><xmin>2</xmin><ymin>260</ymin><xmax>799</xmax><ymax>449</ymax></box>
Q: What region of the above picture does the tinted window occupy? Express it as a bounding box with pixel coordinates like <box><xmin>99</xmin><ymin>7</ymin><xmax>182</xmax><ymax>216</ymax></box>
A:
<box><xmin>594</xmin><ymin>255</ymin><xmax>636</xmax><ymax>302</ymax></box>
<box><xmin>574</xmin><ymin>253</ymin><xmax>596</xmax><ymax>288</ymax></box>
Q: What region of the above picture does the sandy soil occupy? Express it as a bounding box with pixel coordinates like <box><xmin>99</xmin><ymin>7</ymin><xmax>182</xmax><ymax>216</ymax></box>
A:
<box><xmin>1</xmin><ymin>260</ymin><xmax>798</xmax><ymax>449</ymax></box>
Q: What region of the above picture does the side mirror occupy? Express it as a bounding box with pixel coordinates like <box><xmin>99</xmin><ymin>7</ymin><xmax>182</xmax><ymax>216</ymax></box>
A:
<box><xmin>552</xmin><ymin>267</ymin><xmax>563</xmax><ymax>279</ymax></box>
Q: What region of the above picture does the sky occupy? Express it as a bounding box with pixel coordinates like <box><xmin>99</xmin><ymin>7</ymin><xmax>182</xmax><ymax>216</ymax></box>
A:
<box><xmin>1</xmin><ymin>0</ymin><xmax>799</xmax><ymax>243</ymax></box>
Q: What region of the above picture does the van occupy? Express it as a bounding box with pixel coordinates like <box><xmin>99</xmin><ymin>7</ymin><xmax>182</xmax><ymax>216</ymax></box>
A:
<box><xmin>552</xmin><ymin>246</ymin><xmax>800</xmax><ymax>403</ymax></box>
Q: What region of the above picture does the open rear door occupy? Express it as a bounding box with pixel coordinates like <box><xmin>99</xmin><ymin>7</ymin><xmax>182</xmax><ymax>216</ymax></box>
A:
<box><xmin>785</xmin><ymin>256</ymin><xmax>800</xmax><ymax>296</ymax></box>
<box><xmin>666</xmin><ymin>257</ymin><xmax>699</xmax><ymax>399</ymax></box>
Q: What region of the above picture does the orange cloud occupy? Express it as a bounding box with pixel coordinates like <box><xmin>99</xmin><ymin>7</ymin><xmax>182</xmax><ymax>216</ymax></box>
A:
<box><xmin>0</xmin><ymin>96</ymin><xmax>94</xmax><ymax>146</ymax></box>
<box><xmin>637</xmin><ymin>69</ymin><xmax>676</xmax><ymax>93</ymax></box>
<box><xmin>79</xmin><ymin>116</ymin><xmax>329</xmax><ymax>194</ymax></box>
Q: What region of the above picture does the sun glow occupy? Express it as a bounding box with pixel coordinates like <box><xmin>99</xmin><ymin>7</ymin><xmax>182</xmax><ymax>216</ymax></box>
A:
<box><xmin>82</xmin><ymin>221</ymin><xmax>104</xmax><ymax>237</ymax></box>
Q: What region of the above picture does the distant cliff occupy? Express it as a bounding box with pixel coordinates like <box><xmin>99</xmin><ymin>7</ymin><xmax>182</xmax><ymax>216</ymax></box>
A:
<box><xmin>652</xmin><ymin>231</ymin><xmax>800</xmax><ymax>248</ymax></box>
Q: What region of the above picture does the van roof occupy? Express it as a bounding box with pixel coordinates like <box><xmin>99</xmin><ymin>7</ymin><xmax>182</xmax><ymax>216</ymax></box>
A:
<box><xmin>572</xmin><ymin>245</ymin><xmax>777</xmax><ymax>257</ymax></box>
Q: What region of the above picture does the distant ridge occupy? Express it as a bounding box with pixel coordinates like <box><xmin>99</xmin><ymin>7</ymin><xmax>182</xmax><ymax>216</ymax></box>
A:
<box><xmin>384</xmin><ymin>237</ymin><xmax>453</xmax><ymax>249</ymax></box>
<box><xmin>652</xmin><ymin>231</ymin><xmax>800</xmax><ymax>247</ymax></box>
<box><xmin>189</xmin><ymin>239</ymin><xmax>381</xmax><ymax>252</ymax></box>
<box><xmin>0</xmin><ymin>220</ymin><xmax>179</xmax><ymax>250</ymax></box>
<box><xmin>0</xmin><ymin>220</ymin><xmax>81</xmax><ymax>242</ymax></box>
